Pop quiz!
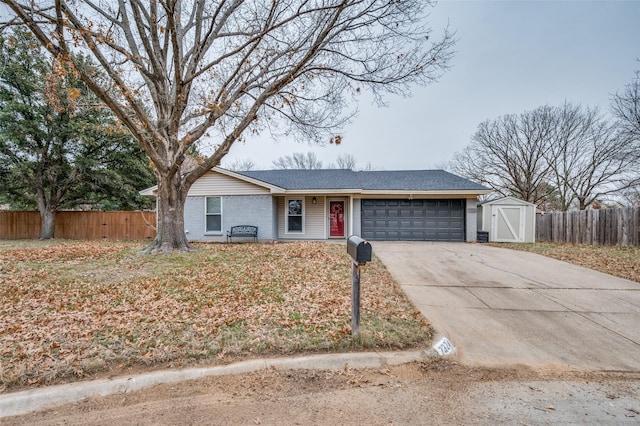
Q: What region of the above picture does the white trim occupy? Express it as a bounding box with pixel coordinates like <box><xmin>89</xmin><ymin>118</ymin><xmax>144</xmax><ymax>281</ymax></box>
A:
<box><xmin>284</xmin><ymin>189</ymin><xmax>361</xmax><ymax>195</ymax></box>
<box><xmin>349</xmin><ymin>196</ymin><xmax>354</xmax><ymax>238</ymax></box>
<box><xmin>204</xmin><ymin>196</ymin><xmax>223</xmax><ymax>235</ymax></box>
<box><xmin>322</xmin><ymin>196</ymin><xmax>327</xmax><ymax>238</ymax></box>
<box><xmin>360</xmin><ymin>189</ymin><xmax>492</xmax><ymax>196</ymax></box>
<box><xmin>481</xmin><ymin>196</ymin><xmax>536</xmax><ymax>207</ymax></box>
<box><xmin>285</xmin><ymin>197</ymin><xmax>305</xmax><ymax>234</ymax></box>
<box><xmin>281</xmin><ymin>189</ymin><xmax>492</xmax><ymax>197</ymax></box>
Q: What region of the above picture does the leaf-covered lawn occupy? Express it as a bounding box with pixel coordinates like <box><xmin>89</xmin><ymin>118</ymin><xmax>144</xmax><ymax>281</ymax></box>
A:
<box><xmin>0</xmin><ymin>241</ymin><xmax>431</xmax><ymax>390</ymax></box>
<box><xmin>492</xmin><ymin>242</ymin><xmax>640</xmax><ymax>284</ymax></box>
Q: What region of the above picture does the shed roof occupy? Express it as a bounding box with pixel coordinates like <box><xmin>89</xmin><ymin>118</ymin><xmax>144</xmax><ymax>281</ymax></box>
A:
<box><xmin>479</xmin><ymin>196</ymin><xmax>536</xmax><ymax>206</ymax></box>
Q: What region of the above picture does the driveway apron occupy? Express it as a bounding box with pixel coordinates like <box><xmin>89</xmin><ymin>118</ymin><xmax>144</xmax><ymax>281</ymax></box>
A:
<box><xmin>373</xmin><ymin>242</ymin><xmax>640</xmax><ymax>371</ymax></box>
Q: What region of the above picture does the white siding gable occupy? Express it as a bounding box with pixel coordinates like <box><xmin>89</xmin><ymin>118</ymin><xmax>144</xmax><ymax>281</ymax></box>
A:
<box><xmin>188</xmin><ymin>171</ymin><xmax>271</xmax><ymax>196</ymax></box>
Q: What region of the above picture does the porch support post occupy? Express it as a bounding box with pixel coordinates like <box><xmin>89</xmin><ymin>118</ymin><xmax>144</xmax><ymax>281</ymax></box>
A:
<box><xmin>349</xmin><ymin>196</ymin><xmax>354</xmax><ymax>237</ymax></box>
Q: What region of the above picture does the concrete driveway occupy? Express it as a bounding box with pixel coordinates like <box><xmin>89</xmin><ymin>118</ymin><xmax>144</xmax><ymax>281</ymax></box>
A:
<box><xmin>373</xmin><ymin>242</ymin><xmax>640</xmax><ymax>371</ymax></box>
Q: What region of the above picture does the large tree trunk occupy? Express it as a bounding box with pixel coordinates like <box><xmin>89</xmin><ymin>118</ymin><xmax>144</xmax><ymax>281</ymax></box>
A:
<box><xmin>142</xmin><ymin>172</ymin><xmax>193</xmax><ymax>254</ymax></box>
<box><xmin>35</xmin><ymin>188</ymin><xmax>55</xmax><ymax>239</ymax></box>
<box><xmin>39</xmin><ymin>208</ymin><xmax>55</xmax><ymax>240</ymax></box>
<box><xmin>578</xmin><ymin>198</ymin><xmax>588</xmax><ymax>210</ymax></box>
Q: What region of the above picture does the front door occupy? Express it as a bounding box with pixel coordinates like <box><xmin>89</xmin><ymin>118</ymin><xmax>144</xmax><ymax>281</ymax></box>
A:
<box><xmin>329</xmin><ymin>201</ymin><xmax>345</xmax><ymax>237</ymax></box>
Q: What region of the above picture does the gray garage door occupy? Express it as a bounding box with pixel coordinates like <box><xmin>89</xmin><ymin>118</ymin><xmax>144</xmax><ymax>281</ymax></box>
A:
<box><xmin>361</xmin><ymin>199</ymin><xmax>466</xmax><ymax>241</ymax></box>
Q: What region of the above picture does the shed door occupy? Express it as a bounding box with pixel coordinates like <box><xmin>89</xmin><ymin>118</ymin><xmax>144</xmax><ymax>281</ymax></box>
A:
<box><xmin>491</xmin><ymin>205</ymin><xmax>526</xmax><ymax>242</ymax></box>
<box><xmin>361</xmin><ymin>199</ymin><xmax>465</xmax><ymax>241</ymax></box>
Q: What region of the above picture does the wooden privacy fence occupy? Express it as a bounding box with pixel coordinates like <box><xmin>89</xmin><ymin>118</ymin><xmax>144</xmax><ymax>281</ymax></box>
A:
<box><xmin>536</xmin><ymin>207</ymin><xmax>640</xmax><ymax>246</ymax></box>
<box><xmin>0</xmin><ymin>211</ymin><xmax>157</xmax><ymax>241</ymax></box>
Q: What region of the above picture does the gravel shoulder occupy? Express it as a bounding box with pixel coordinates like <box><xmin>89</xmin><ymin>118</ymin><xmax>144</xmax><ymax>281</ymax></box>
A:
<box><xmin>3</xmin><ymin>360</ymin><xmax>639</xmax><ymax>425</ymax></box>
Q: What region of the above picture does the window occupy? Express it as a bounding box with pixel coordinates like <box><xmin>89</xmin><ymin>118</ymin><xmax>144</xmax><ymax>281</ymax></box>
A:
<box><xmin>206</xmin><ymin>197</ymin><xmax>222</xmax><ymax>233</ymax></box>
<box><xmin>287</xmin><ymin>199</ymin><xmax>303</xmax><ymax>232</ymax></box>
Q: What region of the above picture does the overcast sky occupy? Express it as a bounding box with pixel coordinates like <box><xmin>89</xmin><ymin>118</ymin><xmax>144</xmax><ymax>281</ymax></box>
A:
<box><xmin>221</xmin><ymin>0</ymin><xmax>640</xmax><ymax>171</ymax></box>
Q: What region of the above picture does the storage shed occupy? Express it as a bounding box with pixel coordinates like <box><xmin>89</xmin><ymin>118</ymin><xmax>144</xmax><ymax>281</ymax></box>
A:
<box><xmin>477</xmin><ymin>197</ymin><xmax>536</xmax><ymax>243</ymax></box>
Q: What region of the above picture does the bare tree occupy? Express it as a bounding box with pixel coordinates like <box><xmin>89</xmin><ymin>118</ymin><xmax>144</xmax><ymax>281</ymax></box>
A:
<box><xmin>272</xmin><ymin>152</ymin><xmax>323</xmax><ymax>169</ymax></box>
<box><xmin>2</xmin><ymin>0</ymin><xmax>454</xmax><ymax>253</ymax></box>
<box><xmin>548</xmin><ymin>103</ymin><xmax>639</xmax><ymax>210</ymax></box>
<box><xmin>334</xmin><ymin>153</ymin><xmax>357</xmax><ymax>170</ymax></box>
<box><xmin>224</xmin><ymin>158</ymin><xmax>256</xmax><ymax>171</ymax></box>
<box><xmin>612</xmin><ymin>70</ymin><xmax>640</xmax><ymax>143</ymax></box>
<box><xmin>449</xmin><ymin>106</ymin><xmax>556</xmax><ymax>205</ymax></box>
<box><xmin>449</xmin><ymin>102</ymin><xmax>640</xmax><ymax>210</ymax></box>
<box><xmin>325</xmin><ymin>153</ymin><xmax>375</xmax><ymax>170</ymax></box>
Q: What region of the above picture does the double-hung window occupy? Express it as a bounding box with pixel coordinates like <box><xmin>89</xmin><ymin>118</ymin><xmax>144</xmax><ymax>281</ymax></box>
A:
<box><xmin>206</xmin><ymin>197</ymin><xmax>222</xmax><ymax>233</ymax></box>
<box><xmin>287</xmin><ymin>199</ymin><xmax>303</xmax><ymax>233</ymax></box>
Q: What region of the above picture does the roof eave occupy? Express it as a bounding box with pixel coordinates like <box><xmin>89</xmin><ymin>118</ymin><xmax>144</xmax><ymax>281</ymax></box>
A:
<box><xmin>139</xmin><ymin>186</ymin><xmax>157</xmax><ymax>196</ymax></box>
<box><xmin>361</xmin><ymin>189</ymin><xmax>493</xmax><ymax>196</ymax></box>
<box><xmin>280</xmin><ymin>188</ymin><xmax>363</xmax><ymax>195</ymax></box>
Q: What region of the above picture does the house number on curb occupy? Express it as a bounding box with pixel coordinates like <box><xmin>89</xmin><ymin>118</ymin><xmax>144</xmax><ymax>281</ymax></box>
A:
<box><xmin>434</xmin><ymin>337</ymin><xmax>455</xmax><ymax>356</ymax></box>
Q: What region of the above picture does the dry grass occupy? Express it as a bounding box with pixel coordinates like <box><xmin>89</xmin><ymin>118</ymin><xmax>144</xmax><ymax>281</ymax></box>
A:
<box><xmin>492</xmin><ymin>242</ymin><xmax>640</xmax><ymax>284</ymax></box>
<box><xmin>0</xmin><ymin>240</ymin><xmax>432</xmax><ymax>391</ymax></box>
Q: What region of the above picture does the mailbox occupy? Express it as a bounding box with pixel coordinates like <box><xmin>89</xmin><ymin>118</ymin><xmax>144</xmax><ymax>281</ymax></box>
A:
<box><xmin>347</xmin><ymin>235</ymin><xmax>372</xmax><ymax>264</ymax></box>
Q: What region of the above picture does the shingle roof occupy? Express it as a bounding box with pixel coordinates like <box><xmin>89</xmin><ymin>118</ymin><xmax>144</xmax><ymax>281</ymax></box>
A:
<box><xmin>236</xmin><ymin>169</ymin><xmax>488</xmax><ymax>191</ymax></box>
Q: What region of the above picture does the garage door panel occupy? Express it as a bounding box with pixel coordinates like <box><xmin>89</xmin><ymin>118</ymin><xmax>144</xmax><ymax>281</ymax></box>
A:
<box><xmin>425</xmin><ymin>231</ymin><xmax>438</xmax><ymax>240</ymax></box>
<box><xmin>450</xmin><ymin>231</ymin><xmax>465</xmax><ymax>240</ymax></box>
<box><xmin>397</xmin><ymin>231</ymin><xmax>410</xmax><ymax>239</ymax></box>
<box><xmin>450</xmin><ymin>219</ymin><xmax>464</xmax><ymax>228</ymax></box>
<box><xmin>361</xmin><ymin>199</ymin><xmax>466</xmax><ymax>242</ymax></box>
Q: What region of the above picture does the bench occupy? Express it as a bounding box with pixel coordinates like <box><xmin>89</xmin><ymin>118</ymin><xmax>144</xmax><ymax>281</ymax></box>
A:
<box><xmin>226</xmin><ymin>225</ymin><xmax>258</xmax><ymax>243</ymax></box>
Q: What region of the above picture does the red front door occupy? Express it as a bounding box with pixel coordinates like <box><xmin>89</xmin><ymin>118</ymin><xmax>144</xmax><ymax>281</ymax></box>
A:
<box><xmin>329</xmin><ymin>201</ymin><xmax>345</xmax><ymax>237</ymax></box>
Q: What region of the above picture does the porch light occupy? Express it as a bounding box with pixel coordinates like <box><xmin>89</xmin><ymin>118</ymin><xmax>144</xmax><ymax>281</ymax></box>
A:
<box><xmin>312</xmin><ymin>196</ymin><xmax>317</xmax><ymax>204</ymax></box>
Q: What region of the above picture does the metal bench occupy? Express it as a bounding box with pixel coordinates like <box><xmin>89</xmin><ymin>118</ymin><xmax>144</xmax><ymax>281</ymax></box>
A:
<box><xmin>226</xmin><ymin>225</ymin><xmax>258</xmax><ymax>243</ymax></box>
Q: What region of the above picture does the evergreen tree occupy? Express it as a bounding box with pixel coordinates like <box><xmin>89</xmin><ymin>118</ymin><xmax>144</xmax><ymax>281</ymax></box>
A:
<box><xmin>0</xmin><ymin>28</ymin><xmax>155</xmax><ymax>238</ymax></box>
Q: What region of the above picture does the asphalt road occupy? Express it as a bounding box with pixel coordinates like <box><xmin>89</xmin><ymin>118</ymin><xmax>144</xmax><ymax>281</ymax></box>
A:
<box><xmin>373</xmin><ymin>241</ymin><xmax>640</xmax><ymax>371</ymax></box>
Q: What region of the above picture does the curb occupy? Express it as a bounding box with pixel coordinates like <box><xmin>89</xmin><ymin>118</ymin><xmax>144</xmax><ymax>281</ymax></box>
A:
<box><xmin>0</xmin><ymin>348</ymin><xmax>442</xmax><ymax>419</ymax></box>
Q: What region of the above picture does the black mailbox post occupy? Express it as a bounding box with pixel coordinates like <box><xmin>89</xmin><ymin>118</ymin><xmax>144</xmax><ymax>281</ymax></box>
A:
<box><xmin>346</xmin><ymin>235</ymin><xmax>372</xmax><ymax>337</ymax></box>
